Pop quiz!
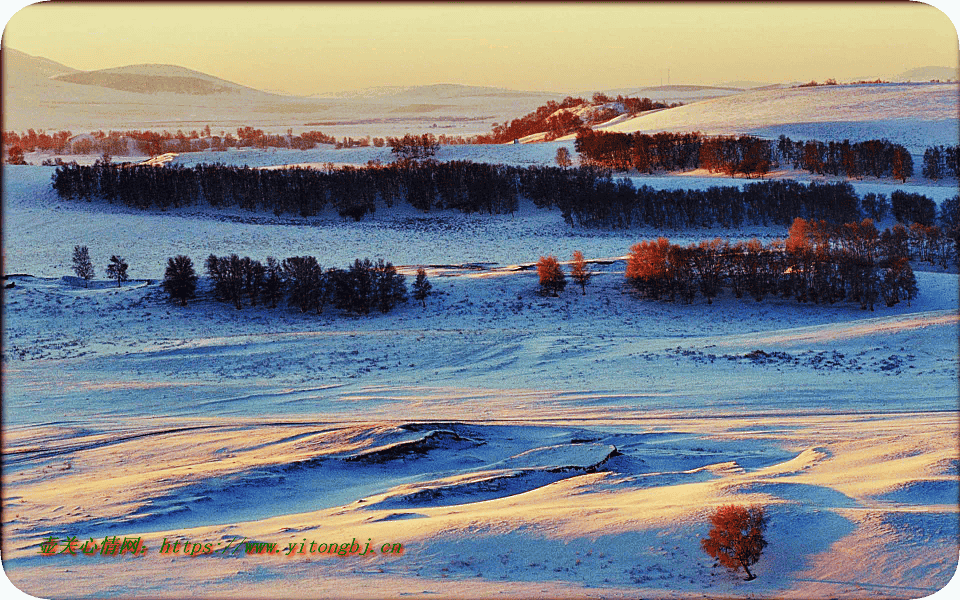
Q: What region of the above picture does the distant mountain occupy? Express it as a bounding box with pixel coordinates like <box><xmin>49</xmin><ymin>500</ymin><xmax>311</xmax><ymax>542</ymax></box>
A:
<box><xmin>1</xmin><ymin>48</ymin><xmax>558</xmax><ymax>134</ymax></box>
<box><xmin>52</xmin><ymin>63</ymin><xmax>276</xmax><ymax>96</ymax></box>
<box><xmin>891</xmin><ymin>65</ymin><xmax>958</xmax><ymax>82</ymax></box>
<box><xmin>717</xmin><ymin>80</ymin><xmax>774</xmax><ymax>90</ymax></box>
<box><xmin>312</xmin><ymin>83</ymin><xmax>558</xmax><ymax>101</ymax></box>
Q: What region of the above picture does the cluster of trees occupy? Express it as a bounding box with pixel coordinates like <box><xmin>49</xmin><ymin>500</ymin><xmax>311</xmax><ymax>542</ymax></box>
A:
<box><xmin>162</xmin><ymin>253</ymin><xmax>432</xmax><ymax>315</ymax></box>
<box><xmin>921</xmin><ymin>145</ymin><xmax>960</xmax><ymax>180</ymax></box>
<box><xmin>388</xmin><ymin>134</ymin><xmax>440</xmax><ymax>161</ymax></box>
<box><xmin>575</xmin><ymin>131</ymin><xmax>918</xmax><ymax>182</ymax></box>
<box><xmin>204</xmin><ymin>254</ymin><xmax>413</xmax><ymax>315</ymax></box>
<box><xmin>624</xmin><ymin>218</ymin><xmax>919</xmax><ymax>309</ymax></box>
<box><xmin>478</xmin><ymin>94</ymin><xmax>679</xmax><ymax>143</ymax></box>
<box><xmin>575</xmin><ymin>131</ymin><xmax>704</xmax><ymax>172</ymax></box>
<box><xmin>796</xmin><ymin>79</ymin><xmax>838</xmax><ymax>87</ymax></box>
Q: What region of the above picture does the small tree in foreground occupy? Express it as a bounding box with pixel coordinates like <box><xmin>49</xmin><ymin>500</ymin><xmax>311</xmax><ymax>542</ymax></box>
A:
<box><xmin>412</xmin><ymin>267</ymin><xmax>432</xmax><ymax>307</ymax></box>
<box><xmin>555</xmin><ymin>146</ymin><xmax>572</xmax><ymax>168</ymax></box>
<box><xmin>537</xmin><ymin>255</ymin><xmax>567</xmax><ymax>296</ymax></box>
<box><xmin>72</xmin><ymin>245</ymin><xmax>95</xmax><ymax>286</ymax></box>
<box><xmin>570</xmin><ymin>250</ymin><xmax>591</xmax><ymax>295</ymax></box>
<box><xmin>106</xmin><ymin>255</ymin><xmax>129</xmax><ymax>288</ymax></box>
<box><xmin>701</xmin><ymin>504</ymin><xmax>767</xmax><ymax>581</ymax></box>
<box><xmin>162</xmin><ymin>255</ymin><xmax>197</xmax><ymax>305</ymax></box>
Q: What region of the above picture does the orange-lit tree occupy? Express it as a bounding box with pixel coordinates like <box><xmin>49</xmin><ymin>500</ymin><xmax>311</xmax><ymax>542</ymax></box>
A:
<box><xmin>537</xmin><ymin>255</ymin><xmax>567</xmax><ymax>296</ymax></box>
<box><xmin>701</xmin><ymin>504</ymin><xmax>768</xmax><ymax>581</ymax></box>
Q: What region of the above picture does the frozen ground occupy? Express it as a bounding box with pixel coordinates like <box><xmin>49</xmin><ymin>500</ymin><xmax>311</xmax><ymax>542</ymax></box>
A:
<box><xmin>2</xmin><ymin>154</ymin><xmax>958</xmax><ymax>599</ymax></box>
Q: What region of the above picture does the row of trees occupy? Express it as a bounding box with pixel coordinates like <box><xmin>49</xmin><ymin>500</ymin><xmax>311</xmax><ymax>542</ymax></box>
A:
<box><xmin>775</xmin><ymin>136</ymin><xmax>914</xmax><ymax>181</ymax></box>
<box><xmin>623</xmin><ymin>218</ymin><xmax>918</xmax><ymax>309</ymax></box>
<box><xmin>70</xmin><ymin>244</ymin><xmax>435</xmax><ymax>314</ymax></box>
<box><xmin>3</xmin><ymin>127</ymin><xmax>345</xmax><ymax>157</ymax></box>
<box><xmin>51</xmin><ymin>163</ymin><xmax>957</xmax><ymax>237</ymax></box>
<box><xmin>165</xmin><ymin>255</ymin><xmax>432</xmax><ymax>314</ymax></box>
<box><xmin>575</xmin><ymin>131</ymin><xmax>921</xmax><ymax>181</ymax></box>
<box><xmin>51</xmin><ymin>161</ymin><xmax>527</xmax><ymax>218</ymax></box>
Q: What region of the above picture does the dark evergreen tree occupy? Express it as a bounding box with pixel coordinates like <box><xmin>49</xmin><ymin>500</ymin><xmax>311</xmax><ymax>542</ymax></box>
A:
<box><xmin>162</xmin><ymin>255</ymin><xmax>197</xmax><ymax>305</ymax></box>
<box><xmin>71</xmin><ymin>245</ymin><xmax>95</xmax><ymax>286</ymax></box>
<box><xmin>106</xmin><ymin>255</ymin><xmax>128</xmax><ymax>288</ymax></box>
<box><xmin>262</xmin><ymin>257</ymin><xmax>285</xmax><ymax>308</ymax></box>
<box><xmin>373</xmin><ymin>259</ymin><xmax>407</xmax><ymax>313</ymax></box>
<box><xmin>412</xmin><ymin>267</ymin><xmax>432</xmax><ymax>307</ymax></box>
<box><xmin>281</xmin><ymin>256</ymin><xmax>322</xmax><ymax>313</ymax></box>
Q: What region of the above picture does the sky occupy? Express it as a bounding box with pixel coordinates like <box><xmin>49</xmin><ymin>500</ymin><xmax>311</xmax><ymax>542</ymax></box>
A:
<box><xmin>2</xmin><ymin>2</ymin><xmax>959</xmax><ymax>96</ymax></box>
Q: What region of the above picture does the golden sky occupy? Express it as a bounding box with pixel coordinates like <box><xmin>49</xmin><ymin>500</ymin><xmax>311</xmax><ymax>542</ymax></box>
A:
<box><xmin>3</xmin><ymin>2</ymin><xmax>958</xmax><ymax>95</ymax></box>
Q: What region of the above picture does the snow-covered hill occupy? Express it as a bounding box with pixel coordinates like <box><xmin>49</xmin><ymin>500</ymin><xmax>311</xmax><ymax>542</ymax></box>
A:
<box><xmin>585</xmin><ymin>82</ymin><xmax>959</xmax><ymax>152</ymax></box>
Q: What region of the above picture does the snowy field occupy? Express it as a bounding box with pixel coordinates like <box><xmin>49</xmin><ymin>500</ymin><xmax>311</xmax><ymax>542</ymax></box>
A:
<box><xmin>2</xmin><ymin>136</ymin><xmax>958</xmax><ymax>600</ymax></box>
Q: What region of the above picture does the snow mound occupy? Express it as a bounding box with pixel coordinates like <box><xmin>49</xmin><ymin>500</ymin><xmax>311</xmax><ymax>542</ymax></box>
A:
<box><xmin>486</xmin><ymin>443</ymin><xmax>619</xmax><ymax>472</ymax></box>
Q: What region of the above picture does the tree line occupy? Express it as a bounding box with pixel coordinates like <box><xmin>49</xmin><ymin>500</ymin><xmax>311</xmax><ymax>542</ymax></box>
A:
<box><xmin>51</xmin><ymin>162</ymin><xmax>958</xmax><ymax>240</ymax></box>
<box><xmin>537</xmin><ymin>218</ymin><xmax>924</xmax><ymax>310</ymax></box>
<box><xmin>575</xmin><ymin>131</ymin><xmax>923</xmax><ymax>182</ymax></box>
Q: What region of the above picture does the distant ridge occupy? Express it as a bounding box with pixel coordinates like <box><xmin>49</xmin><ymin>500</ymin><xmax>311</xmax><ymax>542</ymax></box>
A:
<box><xmin>3</xmin><ymin>47</ymin><xmax>79</xmax><ymax>78</ymax></box>
<box><xmin>311</xmin><ymin>83</ymin><xmax>559</xmax><ymax>100</ymax></box>
<box><xmin>52</xmin><ymin>63</ymin><xmax>275</xmax><ymax>96</ymax></box>
<box><xmin>891</xmin><ymin>65</ymin><xmax>958</xmax><ymax>82</ymax></box>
